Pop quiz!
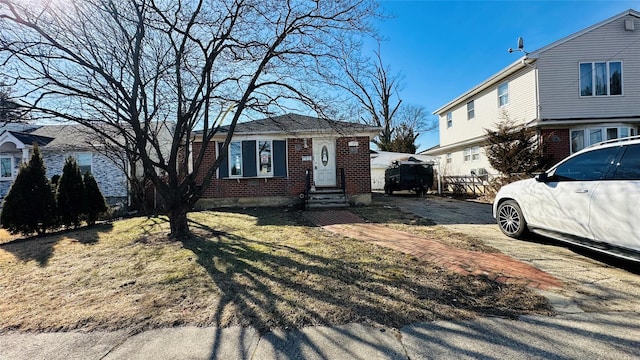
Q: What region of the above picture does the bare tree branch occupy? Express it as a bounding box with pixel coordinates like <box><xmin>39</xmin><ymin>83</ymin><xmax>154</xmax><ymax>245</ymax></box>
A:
<box><xmin>0</xmin><ymin>0</ymin><xmax>378</xmax><ymax>236</ymax></box>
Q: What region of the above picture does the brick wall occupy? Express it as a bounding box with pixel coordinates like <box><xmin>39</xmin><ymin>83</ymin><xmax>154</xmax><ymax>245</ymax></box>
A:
<box><xmin>336</xmin><ymin>136</ymin><xmax>372</xmax><ymax>194</ymax></box>
<box><xmin>540</xmin><ymin>128</ymin><xmax>570</xmax><ymax>165</ymax></box>
<box><xmin>193</xmin><ymin>136</ymin><xmax>372</xmax><ymax>202</ymax></box>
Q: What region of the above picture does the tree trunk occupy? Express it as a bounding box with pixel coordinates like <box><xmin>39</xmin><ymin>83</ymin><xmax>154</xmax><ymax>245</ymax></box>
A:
<box><xmin>167</xmin><ymin>204</ymin><xmax>190</xmax><ymax>239</ymax></box>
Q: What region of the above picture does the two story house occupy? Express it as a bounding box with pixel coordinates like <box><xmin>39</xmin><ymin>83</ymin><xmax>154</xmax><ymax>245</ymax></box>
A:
<box><xmin>426</xmin><ymin>9</ymin><xmax>640</xmax><ymax>177</ymax></box>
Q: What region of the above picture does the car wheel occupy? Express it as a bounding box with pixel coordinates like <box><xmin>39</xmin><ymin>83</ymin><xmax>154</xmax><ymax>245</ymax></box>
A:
<box><xmin>497</xmin><ymin>200</ymin><xmax>528</xmax><ymax>238</ymax></box>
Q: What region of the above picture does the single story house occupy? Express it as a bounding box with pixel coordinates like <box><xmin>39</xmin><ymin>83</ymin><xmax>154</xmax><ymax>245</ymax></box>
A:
<box><xmin>0</xmin><ymin>123</ymin><xmax>128</xmax><ymax>206</ymax></box>
<box><xmin>192</xmin><ymin>113</ymin><xmax>380</xmax><ymax>208</ymax></box>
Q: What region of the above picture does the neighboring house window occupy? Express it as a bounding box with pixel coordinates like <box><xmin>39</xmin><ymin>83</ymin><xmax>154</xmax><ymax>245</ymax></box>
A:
<box><xmin>75</xmin><ymin>153</ymin><xmax>93</xmax><ymax>175</ymax></box>
<box><xmin>229</xmin><ymin>141</ymin><xmax>243</xmax><ymax>176</ymax></box>
<box><xmin>446</xmin><ymin>153</ymin><xmax>452</xmax><ymax>164</ymax></box>
<box><xmin>446</xmin><ymin>112</ymin><xmax>452</xmax><ymax>128</ymax></box>
<box><xmin>580</xmin><ymin>61</ymin><xmax>622</xmax><ymax>97</ymax></box>
<box><xmin>498</xmin><ymin>82</ymin><xmax>509</xmax><ymax>107</ymax></box>
<box><xmin>0</xmin><ymin>156</ymin><xmax>13</xmax><ymax>179</ymax></box>
<box><xmin>463</xmin><ymin>147</ymin><xmax>480</xmax><ymax>162</ymax></box>
<box><xmin>219</xmin><ymin>140</ymin><xmax>287</xmax><ymax>178</ymax></box>
<box><xmin>258</xmin><ymin>140</ymin><xmax>272</xmax><ymax>175</ymax></box>
<box><xmin>571</xmin><ymin>126</ymin><xmax>636</xmax><ymax>153</ymax></box>
<box><xmin>471</xmin><ymin>146</ymin><xmax>480</xmax><ymax>161</ymax></box>
<box><xmin>467</xmin><ymin>101</ymin><xmax>475</xmax><ymax>120</ymax></box>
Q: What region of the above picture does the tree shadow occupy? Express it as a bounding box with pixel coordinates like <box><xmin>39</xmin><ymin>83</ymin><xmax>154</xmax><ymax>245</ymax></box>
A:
<box><xmin>183</xmin><ymin>212</ymin><xmax>553</xmax><ymax>358</ymax></box>
<box><xmin>0</xmin><ymin>223</ymin><xmax>113</xmax><ymax>266</ymax></box>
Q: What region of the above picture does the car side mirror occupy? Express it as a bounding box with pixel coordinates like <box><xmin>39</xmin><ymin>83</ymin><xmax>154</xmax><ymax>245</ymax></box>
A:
<box><xmin>535</xmin><ymin>173</ymin><xmax>550</xmax><ymax>182</ymax></box>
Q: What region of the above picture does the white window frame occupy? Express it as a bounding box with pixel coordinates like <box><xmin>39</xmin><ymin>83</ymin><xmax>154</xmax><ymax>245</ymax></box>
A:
<box><xmin>467</xmin><ymin>100</ymin><xmax>475</xmax><ymax>120</ymax></box>
<box><xmin>471</xmin><ymin>146</ymin><xmax>480</xmax><ymax>161</ymax></box>
<box><xmin>463</xmin><ymin>148</ymin><xmax>471</xmax><ymax>162</ymax></box>
<box><xmin>498</xmin><ymin>82</ymin><xmax>509</xmax><ymax>107</ymax></box>
<box><xmin>229</xmin><ymin>141</ymin><xmax>243</xmax><ymax>177</ymax></box>
<box><xmin>571</xmin><ymin>125</ymin><xmax>637</xmax><ymax>153</ymax></box>
<box><xmin>75</xmin><ymin>152</ymin><xmax>92</xmax><ymax>175</ymax></box>
<box><xmin>446</xmin><ymin>153</ymin><xmax>452</xmax><ymax>164</ymax></box>
<box><xmin>257</xmin><ymin>140</ymin><xmax>273</xmax><ymax>176</ymax></box>
<box><xmin>446</xmin><ymin>112</ymin><xmax>452</xmax><ymax>128</ymax></box>
<box><xmin>579</xmin><ymin>61</ymin><xmax>623</xmax><ymax>97</ymax></box>
<box><xmin>0</xmin><ymin>156</ymin><xmax>13</xmax><ymax>179</ymax></box>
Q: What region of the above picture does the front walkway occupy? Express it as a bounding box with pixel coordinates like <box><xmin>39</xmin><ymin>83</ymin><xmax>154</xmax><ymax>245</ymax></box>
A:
<box><xmin>303</xmin><ymin>210</ymin><xmax>562</xmax><ymax>290</ymax></box>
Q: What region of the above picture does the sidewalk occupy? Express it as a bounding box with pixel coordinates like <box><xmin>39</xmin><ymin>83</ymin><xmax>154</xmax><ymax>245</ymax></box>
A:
<box><xmin>1</xmin><ymin>312</ymin><xmax>639</xmax><ymax>359</ymax></box>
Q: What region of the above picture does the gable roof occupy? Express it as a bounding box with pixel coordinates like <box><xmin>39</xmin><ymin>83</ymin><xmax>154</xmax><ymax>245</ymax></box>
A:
<box><xmin>212</xmin><ymin>113</ymin><xmax>380</xmax><ymax>137</ymax></box>
<box><xmin>434</xmin><ymin>8</ymin><xmax>640</xmax><ymax>115</ymax></box>
<box><xmin>7</xmin><ymin>131</ymin><xmax>54</xmax><ymax>147</ymax></box>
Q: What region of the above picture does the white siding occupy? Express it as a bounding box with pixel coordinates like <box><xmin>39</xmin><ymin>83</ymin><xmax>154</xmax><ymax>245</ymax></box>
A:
<box><xmin>439</xmin><ymin>66</ymin><xmax>537</xmax><ymax>148</ymax></box>
<box><xmin>439</xmin><ymin>147</ymin><xmax>497</xmax><ymax>177</ymax></box>
<box><xmin>538</xmin><ymin>15</ymin><xmax>640</xmax><ymax>119</ymax></box>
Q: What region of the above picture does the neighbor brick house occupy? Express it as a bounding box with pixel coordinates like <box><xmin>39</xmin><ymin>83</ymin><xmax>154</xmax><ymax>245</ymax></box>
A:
<box><xmin>425</xmin><ymin>9</ymin><xmax>640</xmax><ymax>177</ymax></box>
<box><xmin>192</xmin><ymin>114</ymin><xmax>380</xmax><ymax>208</ymax></box>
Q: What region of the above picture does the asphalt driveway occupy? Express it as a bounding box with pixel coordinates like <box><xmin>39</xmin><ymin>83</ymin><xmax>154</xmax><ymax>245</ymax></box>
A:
<box><xmin>379</xmin><ymin>193</ymin><xmax>640</xmax><ymax>314</ymax></box>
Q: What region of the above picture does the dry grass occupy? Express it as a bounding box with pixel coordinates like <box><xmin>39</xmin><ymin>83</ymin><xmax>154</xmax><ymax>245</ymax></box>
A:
<box><xmin>0</xmin><ymin>207</ymin><xmax>552</xmax><ymax>334</ymax></box>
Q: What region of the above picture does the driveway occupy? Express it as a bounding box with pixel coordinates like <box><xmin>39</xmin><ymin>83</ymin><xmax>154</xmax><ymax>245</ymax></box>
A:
<box><xmin>379</xmin><ymin>193</ymin><xmax>640</xmax><ymax>314</ymax></box>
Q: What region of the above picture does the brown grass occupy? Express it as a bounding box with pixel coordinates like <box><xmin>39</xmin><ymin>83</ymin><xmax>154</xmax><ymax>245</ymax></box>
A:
<box><xmin>0</xmin><ymin>207</ymin><xmax>552</xmax><ymax>334</ymax></box>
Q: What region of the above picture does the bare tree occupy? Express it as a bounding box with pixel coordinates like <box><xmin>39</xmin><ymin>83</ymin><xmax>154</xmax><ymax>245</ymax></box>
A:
<box><xmin>0</xmin><ymin>0</ymin><xmax>377</xmax><ymax>237</ymax></box>
<box><xmin>334</xmin><ymin>48</ymin><xmax>401</xmax><ymax>150</ymax></box>
<box><xmin>0</xmin><ymin>84</ymin><xmax>27</xmax><ymax>122</ymax></box>
<box><xmin>391</xmin><ymin>103</ymin><xmax>436</xmax><ymax>153</ymax></box>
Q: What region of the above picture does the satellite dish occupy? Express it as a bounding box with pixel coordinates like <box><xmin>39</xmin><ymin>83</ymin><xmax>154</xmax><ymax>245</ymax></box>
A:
<box><xmin>517</xmin><ymin>37</ymin><xmax>524</xmax><ymax>50</ymax></box>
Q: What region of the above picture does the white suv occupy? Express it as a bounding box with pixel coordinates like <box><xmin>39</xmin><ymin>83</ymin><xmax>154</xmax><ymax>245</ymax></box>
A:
<box><xmin>493</xmin><ymin>136</ymin><xmax>640</xmax><ymax>261</ymax></box>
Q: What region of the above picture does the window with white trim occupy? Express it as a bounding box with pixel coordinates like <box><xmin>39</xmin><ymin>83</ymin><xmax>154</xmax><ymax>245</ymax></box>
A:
<box><xmin>229</xmin><ymin>141</ymin><xmax>243</xmax><ymax>176</ymax></box>
<box><xmin>580</xmin><ymin>61</ymin><xmax>622</xmax><ymax>97</ymax></box>
<box><xmin>571</xmin><ymin>126</ymin><xmax>636</xmax><ymax>153</ymax></box>
<box><xmin>467</xmin><ymin>100</ymin><xmax>475</xmax><ymax>120</ymax></box>
<box><xmin>446</xmin><ymin>153</ymin><xmax>452</xmax><ymax>164</ymax></box>
<box><xmin>463</xmin><ymin>146</ymin><xmax>480</xmax><ymax>162</ymax></box>
<box><xmin>446</xmin><ymin>112</ymin><xmax>452</xmax><ymax>128</ymax></box>
<box><xmin>0</xmin><ymin>156</ymin><xmax>13</xmax><ymax>179</ymax></box>
<box><xmin>219</xmin><ymin>140</ymin><xmax>287</xmax><ymax>178</ymax></box>
<box><xmin>75</xmin><ymin>153</ymin><xmax>92</xmax><ymax>175</ymax></box>
<box><xmin>258</xmin><ymin>140</ymin><xmax>272</xmax><ymax>175</ymax></box>
<box><xmin>498</xmin><ymin>82</ymin><xmax>509</xmax><ymax>107</ymax></box>
<box><xmin>471</xmin><ymin>146</ymin><xmax>480</xmax><ymax>161</ymax></box>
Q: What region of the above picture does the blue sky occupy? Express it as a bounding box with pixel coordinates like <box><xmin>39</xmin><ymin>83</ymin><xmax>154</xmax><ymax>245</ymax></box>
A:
<box><xmin>368</xmin><ymin>0</ymin><xmax>640</xmax><ymax>152</ymax></box>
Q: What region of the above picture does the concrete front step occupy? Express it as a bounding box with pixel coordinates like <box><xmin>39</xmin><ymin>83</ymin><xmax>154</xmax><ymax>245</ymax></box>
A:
<box><xmin>306</xmin><ymin>189</ymin><xmax>348</xmax><ymax>209</ymax></box>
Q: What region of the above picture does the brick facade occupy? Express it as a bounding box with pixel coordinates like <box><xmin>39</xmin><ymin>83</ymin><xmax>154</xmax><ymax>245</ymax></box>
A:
<box><xmin>540</xmin><ymin>128</ymin><xmax>570</xmax><ymax>166</ymax></box>
<box><xmin>193</xmin><ymin>135</ymin><xmax>372</xmax><ymax>207</ymax></box>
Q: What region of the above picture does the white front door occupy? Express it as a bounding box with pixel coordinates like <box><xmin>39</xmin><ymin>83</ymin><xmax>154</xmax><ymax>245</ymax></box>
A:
<box><xmin>313</xmin><ymin>138</ymin><xmax>336</xmax><ymax>187</ymax></box>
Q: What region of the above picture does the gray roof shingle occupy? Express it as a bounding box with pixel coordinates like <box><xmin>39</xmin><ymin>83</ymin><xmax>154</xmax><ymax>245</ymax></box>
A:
<box><xmin>216</xmin><ymin>113</ymin><xmax>379</xmax><ymax>136</ymax></box>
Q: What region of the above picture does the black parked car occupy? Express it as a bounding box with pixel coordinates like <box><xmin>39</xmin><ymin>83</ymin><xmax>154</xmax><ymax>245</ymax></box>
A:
<box><xmin>384</xmin><ymin>160</ymin><xmax>434</xmax><ymax>197</ymax></box>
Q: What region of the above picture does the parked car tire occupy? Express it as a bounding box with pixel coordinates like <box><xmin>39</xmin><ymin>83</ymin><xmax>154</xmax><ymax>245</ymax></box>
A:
<box><xmin>497</xmin><ymin>200</ymin><xmax>528</xmax><ymax>238</ymax></box>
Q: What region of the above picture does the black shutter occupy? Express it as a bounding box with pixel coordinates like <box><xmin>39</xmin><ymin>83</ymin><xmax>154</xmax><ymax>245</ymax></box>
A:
<box><xmin>273</xmin><ymin>140</ymin><xmax>287</xmax><ymax>177</ymax></box>
<box><xmin>218</xmin><ymin>142</ymin><xmax>229</xmax><ymax>178</ymax></box>
<box><xmin>242</xmin><ymin>140</ymin><xmax>257</xmax><ymax>177</ymax></box>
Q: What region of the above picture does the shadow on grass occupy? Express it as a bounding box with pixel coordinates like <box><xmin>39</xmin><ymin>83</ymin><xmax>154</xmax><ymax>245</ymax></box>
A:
<box><xmin>182</xmin><ymin>213</ymin><xmax>553</xmax><ymax>358</ymax></box>
<box><xmin>0</xmin><ymin>223</ymin><xmax>113</xmax><ymax>266</ymax></box>
<box><xmin>184</xmin><ymin>216</ymin><xmax>551</xmax><ymax>332</ymax></box>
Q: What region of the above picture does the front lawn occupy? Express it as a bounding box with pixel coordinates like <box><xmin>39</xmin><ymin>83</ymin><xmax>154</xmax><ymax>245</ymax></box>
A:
<box><xmin>0</xmin><ymin>207</ymin><xmax>552</xmax><ymax>334</ymax></box>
